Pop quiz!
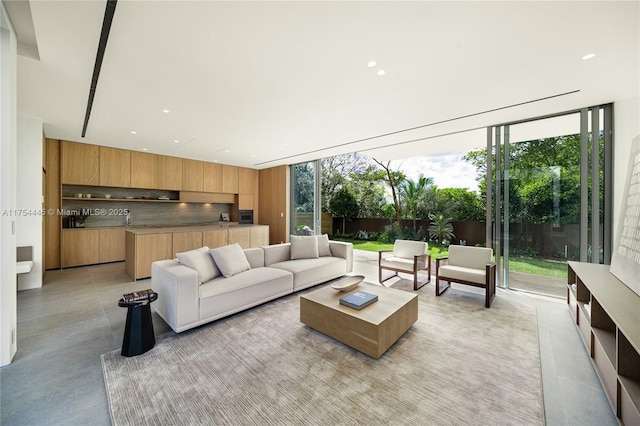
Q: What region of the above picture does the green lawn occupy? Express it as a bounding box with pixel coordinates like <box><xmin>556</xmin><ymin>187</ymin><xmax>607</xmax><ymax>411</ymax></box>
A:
<box><xmin>334</xmin><ymin>238</ymin><xmax>567</xmax><ymax>278</ymax></box>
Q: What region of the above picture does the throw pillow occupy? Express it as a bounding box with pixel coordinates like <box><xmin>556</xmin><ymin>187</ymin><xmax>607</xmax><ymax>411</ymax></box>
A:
<box><xmin>290</xmin><ymin>235</ymin><xmax>319</xmax><ymax>260</ymax></box>
<box><xmin>317</xmin><ymin>234</ymin><xmax>332</xmax><ymax>257</ymax></box>
<box><xmin>209</xmin><ymin>243</ymin><xmax>251</xmax><ymax>278</ymax></box>
<box><xmin>177</xmin><ymin>246</ymin><xmax>220</xmax><ymax>284</ymax></box>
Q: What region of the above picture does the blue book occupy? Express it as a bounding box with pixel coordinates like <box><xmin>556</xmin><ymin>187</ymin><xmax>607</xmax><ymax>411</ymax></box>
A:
<box><xmin>339</xmin><ymin>291</ymin><xmax>378</xmax><ymax>310</ymax></box>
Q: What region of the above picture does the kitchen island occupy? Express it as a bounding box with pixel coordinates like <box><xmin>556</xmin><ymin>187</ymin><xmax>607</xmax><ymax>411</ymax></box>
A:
<box><xmin>125</xmin><ymin>223</ymin><xmax>269</xmax><ymax>280</ymax></box>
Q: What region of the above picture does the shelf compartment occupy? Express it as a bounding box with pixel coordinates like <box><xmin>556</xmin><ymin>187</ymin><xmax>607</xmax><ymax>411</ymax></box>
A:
<box><xmin>568</xmin><ymin>284</ymin><xmax>578</xmax><ymax>322</ymax></box>
<box><xmin>592</xmin><ymin>329</ymin><xmax>617</xmax><ymax>409</ymax></box>
<box><xmin>576</xmin><ymin>305</ymin><xmax>591</xmax><ymax>351</ymax></box>
<box><xmin>619</xmin><ymin>376</ymin><xmax>640</xmax><ymax>425</ymax></box>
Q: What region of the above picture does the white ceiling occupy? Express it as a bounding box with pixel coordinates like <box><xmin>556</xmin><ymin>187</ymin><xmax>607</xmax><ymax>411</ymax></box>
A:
<box><xmin>13</xmin><ymin>1</ymin><xmax>640</xmax><ymax>169</ymax></box>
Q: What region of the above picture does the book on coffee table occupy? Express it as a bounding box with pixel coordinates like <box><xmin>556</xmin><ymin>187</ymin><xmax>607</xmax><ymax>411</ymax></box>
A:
<box><xmin>339</xmin><ymin>291</ymin><xmax>378</xmax><ymax>310</ymax></box>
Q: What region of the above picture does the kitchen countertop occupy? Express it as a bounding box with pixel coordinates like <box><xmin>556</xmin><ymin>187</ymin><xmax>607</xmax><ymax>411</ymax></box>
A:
<box><xmin>124</xmin><ymin>223</ymin><xmax>265</xmax><ymax>235</ymax></box>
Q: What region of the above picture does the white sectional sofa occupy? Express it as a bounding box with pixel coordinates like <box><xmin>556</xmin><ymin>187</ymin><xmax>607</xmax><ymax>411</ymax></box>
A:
<box><xmin>151</xmin><ymin>236</ymin><xmax>353</xmax><ymax>333</ymax></box>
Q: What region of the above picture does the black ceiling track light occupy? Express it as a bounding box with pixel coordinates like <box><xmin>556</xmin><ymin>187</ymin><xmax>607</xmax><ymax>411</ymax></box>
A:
<box><xmin>81</xmin><ymin>0</ymin><xmax>118</xmax><ymax>138</ymax></box>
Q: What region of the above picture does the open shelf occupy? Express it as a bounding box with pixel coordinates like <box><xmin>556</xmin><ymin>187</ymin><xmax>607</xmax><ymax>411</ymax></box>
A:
<box><xmin>63</xmin><ymin>197</ymin><xmax>180</xmax><ymax>203</ymax></box>
<box><xmin>567</xmin><ymin>261</ymin><xmax>640</xmax><ymax>424</ymax></box>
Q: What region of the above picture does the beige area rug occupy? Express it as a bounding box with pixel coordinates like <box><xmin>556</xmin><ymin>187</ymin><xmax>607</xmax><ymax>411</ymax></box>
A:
<box><xmin>102</xmin><ymin>281</ymin><xmax>544</xmax><ymax>426</ymax></box>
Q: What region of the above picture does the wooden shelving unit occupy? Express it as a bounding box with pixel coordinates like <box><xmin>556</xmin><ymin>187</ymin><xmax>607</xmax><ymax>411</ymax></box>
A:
<box><xmin>567</xmin><ymin>261</ymin><xmax>640</xmax><ymax>425</ymax></box>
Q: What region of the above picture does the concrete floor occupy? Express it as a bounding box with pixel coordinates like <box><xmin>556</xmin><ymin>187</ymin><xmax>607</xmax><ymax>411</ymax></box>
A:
<box><xmin>0</xmin><ymin>251</ymin><xmax>617</xmax><ymax>425</ymax></box>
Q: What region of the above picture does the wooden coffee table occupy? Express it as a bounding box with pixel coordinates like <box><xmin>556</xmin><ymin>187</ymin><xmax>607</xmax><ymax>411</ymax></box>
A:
<box><xmin>300</xmin><ymin>281</ymin><xmax>418</xmax><ymax>359</ymax></box>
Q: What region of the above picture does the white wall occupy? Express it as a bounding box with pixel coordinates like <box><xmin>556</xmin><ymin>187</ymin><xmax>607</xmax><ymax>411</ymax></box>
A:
<box><xmin>613</xmin><ymin>96</ymin><xmax>640</xmax><ymax>242</ymax></box>
<box><xmin>16</xmin><ymin>115</ymin><xmax>43</xmax><ymax>290</ymax></box>
<box><xmin>1</xmin><ymin>3</ymin><xmax>18</xmax><ymax>366</ymax></box>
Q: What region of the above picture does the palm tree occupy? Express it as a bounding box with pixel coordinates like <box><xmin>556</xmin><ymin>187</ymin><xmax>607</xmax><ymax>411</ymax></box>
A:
<box><xmin>428</xmin><ymin>213</ymin><xmax>455</xmax><ymax>244</ymax></box>
<box><xmin>400</xmin><ymin>174</ymin><xmax>433</xmax><ymax>232</ymax></box>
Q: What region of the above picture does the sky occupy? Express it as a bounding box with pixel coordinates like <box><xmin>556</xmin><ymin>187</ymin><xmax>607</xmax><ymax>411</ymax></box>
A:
<box><xmin>388</xmin><ymin>151</ymin><xmax>480</xmax><ymax>193</ymax></box>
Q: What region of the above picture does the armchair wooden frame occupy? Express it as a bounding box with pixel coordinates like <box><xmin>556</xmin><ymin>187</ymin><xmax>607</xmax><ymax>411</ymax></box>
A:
<box><xmin>435</xmin><ymin>257</ymin><xmax>496</xmax><ymax>308</ymax></box>
<box><xmin>378</xmin><ymin>249</ymin><xmax>431</xmax><ymax>291</ymax></box>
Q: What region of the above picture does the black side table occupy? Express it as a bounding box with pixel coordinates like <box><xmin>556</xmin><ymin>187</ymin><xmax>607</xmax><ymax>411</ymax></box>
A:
<box><xmin>118</xmin><ymin>292</ymin><xmax>158</xmax><ymax>357</ymax></box>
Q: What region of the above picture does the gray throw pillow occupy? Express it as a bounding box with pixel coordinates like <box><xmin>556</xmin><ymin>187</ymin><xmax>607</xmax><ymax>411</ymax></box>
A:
<box><xmin>290</xmin><ymin>235</ymin><xmax>319</xmax><ymax>260</ymax></box>
<box><xmin>177</xmin><ymin>246</ymin><xmax>220</xmax><ymax>284</ymax></box>
<box><xmin>317</xmin><ymin>234</ymin><xmax>332</xmax><ymax>257</ymax></box>
<box><xmin>209</xmin><ymin>243</ymin><xmax>251</xmax><ymax>278</ymax></box>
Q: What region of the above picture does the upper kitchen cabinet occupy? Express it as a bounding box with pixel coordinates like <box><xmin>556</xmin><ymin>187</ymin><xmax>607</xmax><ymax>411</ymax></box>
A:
<box><xmin>157</xmin><ymin>155</ymin><xmax>183</xmax><ymax>190</ymax></box>
<box><xmin>222</xmin><ymin>164</ymin><xmax>239</xmax><ymax>194</ymax></box>
<box><xmin>99</xmin><ymin>146</ymin><xmax>131</xmax><ymax>187</ymax></box>
<box><xmin>238</xmin><ymin>167</ymin><xmax>258</xmax><ymax>194</ymax></box>
<box><xmin>183</xmin><ymin>159</ymin><xmax>204</xmax><ymax>192</ymax></box>
<box><xmin>203</xmin><ymin>162</ymin><xmax>223</xmax><ymax>193</ymax></box>
<box><xmin>61</xmin><ymin>141</ymin><xmax>100</xmax><ymax>185</ymax></box>
<box><xmin>130</xmin><ymin>151</ymin><xmax>159</xmax><ymax>189</ymax></box>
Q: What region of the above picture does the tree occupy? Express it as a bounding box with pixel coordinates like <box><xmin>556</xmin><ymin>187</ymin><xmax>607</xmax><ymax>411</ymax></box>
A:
<box><xmin>372</xmin><ymin>159</ymin><xmax>405</xmax><ymax>224</ymax></box>
<box><xmin>293</xmin><ymin>163</ymin><xmax>315</xmax><ymax>213</ymax></box>
<box><xmin>329</xmin><ymin>187</ymin><xmax>359</xmax><ymax>234</ymax></box>
<box><xmin>400</xmin><ymin>174</ymin><xmax>433</xmax><ymax>232</ymax></box>
<box><xmin>438</xmin><ymin>188</ymin><xmax>484</xmax><ymax>221</ymax></box>
<box><xmin>428</xmin><ymin>213</ymin><xmax>455</xmax><ymax>244</ymax></box>
<box><xmin>321</xmin><ymin>153</ymin><xmax>371</xmax><ymax>212</ymax></box>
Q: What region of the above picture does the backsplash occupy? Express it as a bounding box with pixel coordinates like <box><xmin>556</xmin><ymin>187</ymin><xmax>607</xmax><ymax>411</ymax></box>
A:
<box><xmin>62</xmin><ymin>185</ymin><xmax>231</xmax><ymax>228</ymax></box>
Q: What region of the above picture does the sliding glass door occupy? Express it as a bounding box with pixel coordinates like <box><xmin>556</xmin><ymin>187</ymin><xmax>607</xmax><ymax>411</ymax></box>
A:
<box><xmin>290</xmin><ymin>161</ymin><xmax>321</xmax><ymax>235</ymax></box>
<box><xmin>489</xmin><ymin>105</ymin><xmax>613</xmax><ymax>296</ymax></box>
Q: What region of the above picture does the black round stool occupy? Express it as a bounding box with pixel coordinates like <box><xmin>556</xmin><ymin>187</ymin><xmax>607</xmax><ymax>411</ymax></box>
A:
<box><xmin>118</xmin><ymin>292</ymin><xmax>158</xmax><ymax>357</ymax></box>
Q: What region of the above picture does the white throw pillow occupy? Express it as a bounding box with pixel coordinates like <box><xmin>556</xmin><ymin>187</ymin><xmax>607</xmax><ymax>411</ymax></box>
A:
<box><xmin>317</xmin><ymin>234</ymin><xmax>332</xmax><ymax>257</ymax></box>
<box><xmin>176</xmin><ymin>246</ymin><xmax>220</xmax><ymax>284</ymax></box>
<box><xmin>209</xmin><ymin>243</ymin><xmax>251</xmax><ymax>278</ymax></box>
<box><xmin>290</xmin><ymin>235</ymin><xmax>319</xmax><ymax>260</ymax></box>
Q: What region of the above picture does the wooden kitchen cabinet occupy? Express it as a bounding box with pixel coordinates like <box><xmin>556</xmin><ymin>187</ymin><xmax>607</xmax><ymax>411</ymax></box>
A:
<box><xmin>125</xmin><ymin>232</ymin><xmax>173</xmax><ymax>280</ymax></box>
<box><xmin>182</xmin><ymin>159</ymin><xmax>204</xmax><ymax>191</ymax></box>
<box><xmin>157</xmin><ymin>155</ymin><xmax>183</xmax><ymax>190</ymax></box>
<box><xmin>61</xmin><ymin>141</ymin><xmax>100</xmax><ymax>185</ymax></box>
<box><xmin>237</xmin><ymin>194</ymin><xmax>254</xmax><ymax>210</ymax></box>
<box><xmin>130</xmin><ymin>151</ymin><xmax>159</xmax><ymax>189</ymax></box>
<box><xmin>62</xmin><ymin>229</ymin><xmax>100</xmax><ymax>267</ymax></box>
<box><xmin>100</xmin><ymin>146</ymin><xmax>131</xmax><ymax>187</ymax></box>
<box><xmin>202</xmin><ymin>229</ymin><xmax>228</xmax><ymax>248</ymax></box>
<box><xmin>222</xmin><ymin>164</ymin><xmax>239</xmax><ymax>194</ymax></box>
<box><xmin>228</xmin><ymin>227</ymin><xmax>251</xmax><ymax>249</ymax></box>
<box><xmin>250</xmin><ymin>225</ymin><xmax>269</xmax><ymax>247</ymax></box>
<box><xmin>238</xmin><ymin>167</ymin><xmax>258</xmax><ymax>194</ymax></box>
<box><xmin>203</xmin><ymin>162</ymin><xmax>223</xmax><ymax>193</ymax></box>
<box><xmin>99</xmin><ymin>228</ymin><xmax>126</xmax><ymax>263</ymax></box>
<box><xmin>172</xmin><ymin>231</ymin><xmax>203</xmax><ymax>257</ymax></box>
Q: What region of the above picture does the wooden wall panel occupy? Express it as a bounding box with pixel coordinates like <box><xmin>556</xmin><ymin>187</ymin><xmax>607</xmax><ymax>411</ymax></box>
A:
<box><xmin>44</xmin><ymin>139</ymin><xmax>61</xmax><ymax>269</ymax></box>
<box><xmin>259</xmin><ymin>165</ymin><xmax>288</xmax><ymax>244</ymax></box>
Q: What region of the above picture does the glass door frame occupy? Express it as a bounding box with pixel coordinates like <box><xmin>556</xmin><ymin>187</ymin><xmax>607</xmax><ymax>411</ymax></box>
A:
<box><xmin>289</xmin><ymin>160</ymin><xmax>322</xmax><ymax>236</ymax></box>
<box><xmin>487</xmin><ymin>105</ymin><xmax>613</xmax><ymax>289</ymax></box>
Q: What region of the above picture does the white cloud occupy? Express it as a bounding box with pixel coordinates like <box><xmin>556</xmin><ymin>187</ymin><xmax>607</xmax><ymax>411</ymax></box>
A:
<box><xmin>389</xmin><ymin>151</ymin><xmax>480</xmax><ymax>192</ymax></box>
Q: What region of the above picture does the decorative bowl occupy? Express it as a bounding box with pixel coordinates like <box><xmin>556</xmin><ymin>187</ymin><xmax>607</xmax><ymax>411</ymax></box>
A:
<box><xmin>331</xmin><ymin>275</ymin><xmax>365</xmax><ymax>292</ymax></box>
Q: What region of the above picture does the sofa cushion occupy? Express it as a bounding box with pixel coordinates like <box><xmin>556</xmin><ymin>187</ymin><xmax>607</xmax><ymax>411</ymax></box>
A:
<box><xmin>448</xmin><ymin>245</ymin><xmax>492</xmax><ymax>270</ymax></box>
<box><xmin>290</xmin><ymin>235</ymin><xmax>319</xmax><ymax>259</ymax></box>
<box><xmin>176</xmin><ymin>246</ymin><xmax>220</xmax><ymax>284</ymax></box>
<box><xmin>269</xmin><ymin>257</ymin><xmax>346</xmax><ymax>291</ymax></box>
<box><xmin>317</xmin><ymin>234</ymin><xmax>332</xmax><ymax>257</ymax></box>
<box><xmin>380</xmin><ymin>257</ymin><xmax>427</xmax><ymax>272</ymax></box>
<box><xmin>438</xmin><ymin>264</ymin><xmax>487</xmax><ymax>285</ymax></box>
<box><xmin>209</xmin><ymin>243</ymin><xmax>251</xmax><ymax>278</ymax></box>
<box><xmin>393</xmin><ymin>240</ymin><xmax>428</xmax><ymax>259</ymax></box>
<box><xmin>200</xmin><ymin>267</ymin><xmax>293</xmax><ymax>299</ymax></box>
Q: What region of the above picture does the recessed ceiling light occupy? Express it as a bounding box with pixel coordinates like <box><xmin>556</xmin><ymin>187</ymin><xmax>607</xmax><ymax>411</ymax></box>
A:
<box><xmin>173</xmin><ymin>139</ymin><xmax>180</xmax><ymax>143</ymax></box>
<box><xmin>368</xmin><ymin>61</ymin><xmax>376</xmax><ymax>68</ymax></box>
<box><xmin>582</xmin><ymin>53</ymin><xmax>596</xmax><ymax>60</ymax></box>
<box><xmin>225</xmin><ymin>150</ymin><xmax>230</xmax><ymax>153</ymax></box>
<box><xmin>130</xmin><ymin>131</ymin><xmax>137</xmax><ymax>135</ymax></box>
<box><xmin>214</xmin><ymin>160</ymin><xmax>218</xmax><ymax>163</ymax></box>
<box><xmin>283</xmin><ymin>142</ymin><xmax>289</xmax><ymax>146</ymax></box>
<box><xmin>251</xmin><ymin>154</ymin><xmax>256</xmax><ymax>158</ymax></box>
<box><xmin>162</xmin><ymin>109</ymin><xmax>170</xmax><ymax>113</ymax></box>
<box><xmin>142</xmin><ymin>148</ymin><xmax>148</xmax><ymax>151</ymax></box>
<box><xmin>377</xmin><ymin>70</ymin><xmax>385</xmax><ymax>76</ymax></box>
